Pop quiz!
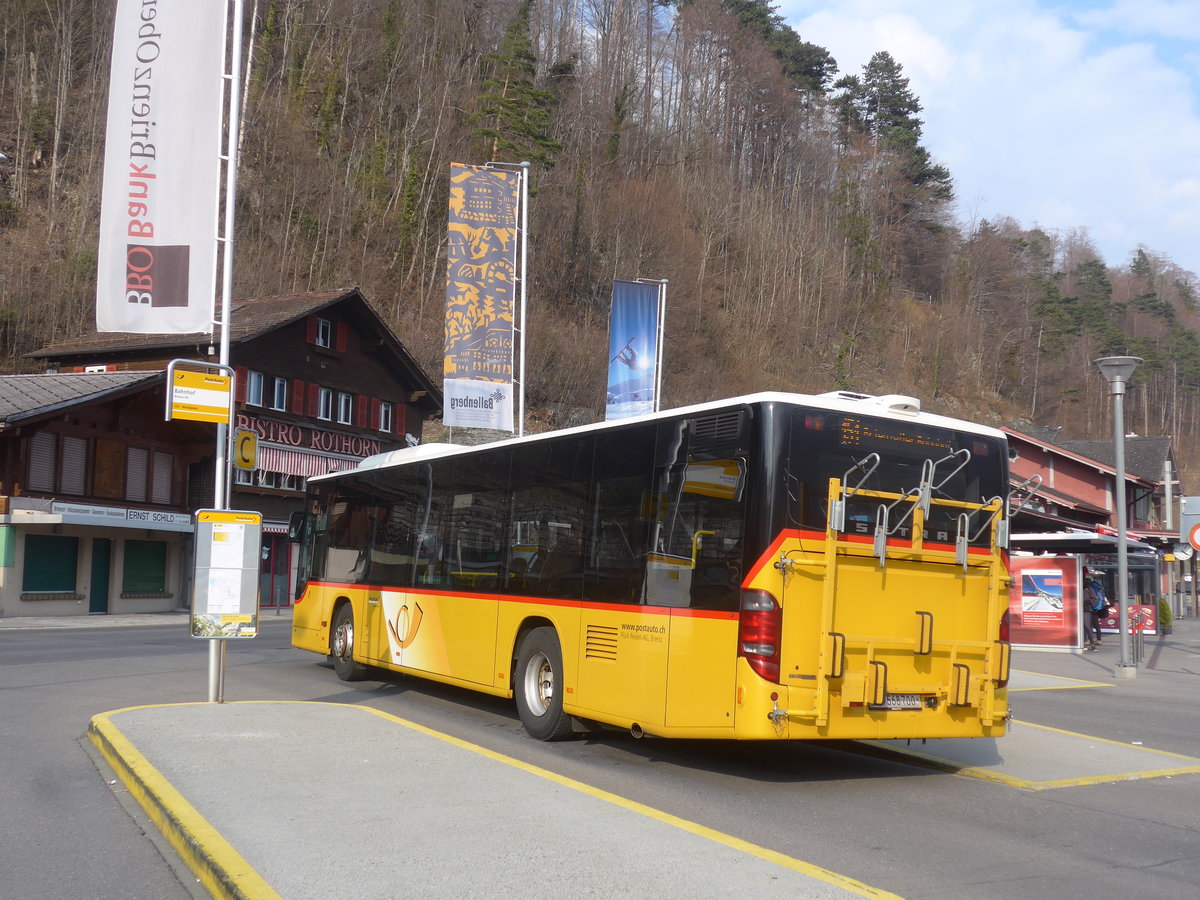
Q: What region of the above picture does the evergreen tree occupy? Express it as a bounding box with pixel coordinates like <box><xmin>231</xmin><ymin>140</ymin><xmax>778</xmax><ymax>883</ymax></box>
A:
<box><xmin>1068</xmin><ymin>258</ymin><xmax>1125</xmax><ymax>352</ymax></box>
<box><xmin>834</xmin><ymin>51</ymin><xmax>952</xmax><ymax>199</ymax></box>
<box><xmin>472</xmin><ymin>0</ymin><xmax>562</xmax><ymax>167</ymax></box>
<box><xmin>1130</xmin><ymin>248</ymin><xmax>1153</xmax><ymax>280</ymax></box>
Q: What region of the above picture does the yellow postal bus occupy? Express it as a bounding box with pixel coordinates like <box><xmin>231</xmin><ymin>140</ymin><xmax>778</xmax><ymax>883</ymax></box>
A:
<box><xmin>290</xmin><ymin>391</ymin><xmax>1012</xmax><ymax>741</ymax></box>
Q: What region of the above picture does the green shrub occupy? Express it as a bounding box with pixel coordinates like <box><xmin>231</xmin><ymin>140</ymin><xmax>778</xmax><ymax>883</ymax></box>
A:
<box><xmin>1158</xmin><ymin>596</ymin><xmax>1173</xmax><ymax>631</ymax></box>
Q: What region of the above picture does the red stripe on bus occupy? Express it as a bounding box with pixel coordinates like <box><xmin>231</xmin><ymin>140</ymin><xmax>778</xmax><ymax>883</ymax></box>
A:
<box><xmin>305</xmin><ymin>581</ymin><xmax>738</xmax><ymax>619</ymax></box>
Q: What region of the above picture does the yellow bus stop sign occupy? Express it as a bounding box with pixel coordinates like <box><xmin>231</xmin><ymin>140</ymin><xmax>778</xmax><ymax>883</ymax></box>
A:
<box><xmin>170</xmin><ymin>370</ymin><xmax>232</xmax><ymax>424</ymax></box>
<box><xmin>234</xmin><ymin>428</ymin><xmax>257</xmax><ymax>470</ymax></box>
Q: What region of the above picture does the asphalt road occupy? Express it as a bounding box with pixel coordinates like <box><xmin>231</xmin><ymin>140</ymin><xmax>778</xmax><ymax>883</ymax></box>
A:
<box><xmin>4</xmin><ymin>613</ymin><xmax>1200</xmax><ymax>899</ymax></box>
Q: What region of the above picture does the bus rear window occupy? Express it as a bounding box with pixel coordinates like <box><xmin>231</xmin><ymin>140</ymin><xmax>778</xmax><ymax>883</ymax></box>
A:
<box><xmin>783</xmin><ymin>409</ymin><xmax>1006</xmax><ymax>538</ymax></box>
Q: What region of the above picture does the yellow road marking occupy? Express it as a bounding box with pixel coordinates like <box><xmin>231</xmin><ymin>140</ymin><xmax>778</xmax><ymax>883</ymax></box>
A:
<box><xmin>1008</xmin><ymin>668</ymin><xmax>1114</xmax><ymax>692</ymax></box>
<box><xmin>88</xmin><ymin>707</ymin><xmax>281</xmax><ymax>900</ymax></box>
<box><xmin>862</xmin><ymin>720</ymin><xmax>1200</xmax><ymax>791</ymax></box>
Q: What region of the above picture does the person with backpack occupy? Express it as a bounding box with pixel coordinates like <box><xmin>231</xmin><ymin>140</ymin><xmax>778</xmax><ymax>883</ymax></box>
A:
<box><xmin>1083</xmin><ymin>575</ymin><xmax>1108</xmax><ymax>651</ymax></box>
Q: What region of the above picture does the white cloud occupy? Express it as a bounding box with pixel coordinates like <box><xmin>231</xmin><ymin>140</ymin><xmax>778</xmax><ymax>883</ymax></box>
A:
<box><xmin>1075</xmin><ymin>1</ymin><xmax>1200</xmax><ymax>41</ymax></box>
<box><xmin>777</xmin><ymin>1</ymin><xmax>1200</xmax><ymax>275</ymax></box>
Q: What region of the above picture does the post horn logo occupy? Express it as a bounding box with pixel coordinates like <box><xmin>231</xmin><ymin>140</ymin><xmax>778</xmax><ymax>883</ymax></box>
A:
<box><xmin>388</xmin><ymin>602</ymin><xmax>424</xmax><ymax>650</ymax></box>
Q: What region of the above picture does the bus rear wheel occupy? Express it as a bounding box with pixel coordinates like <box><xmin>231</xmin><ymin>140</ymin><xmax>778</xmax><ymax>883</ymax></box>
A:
<box><xmin>330</xmin><ymin>604</ymin><xmax>368</xmax><ymax>682</ymax></box>
<box><xmin>514</xmin><ymin>627</ymin><xmax>574</xmax><ymax>741</ymax></box>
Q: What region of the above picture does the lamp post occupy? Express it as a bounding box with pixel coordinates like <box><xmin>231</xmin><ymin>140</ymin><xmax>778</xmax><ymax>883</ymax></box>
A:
<box><xmin>1095</xmin><ymin>356</ymin><xmax>1141</xmax><ymax>676</ymax></box>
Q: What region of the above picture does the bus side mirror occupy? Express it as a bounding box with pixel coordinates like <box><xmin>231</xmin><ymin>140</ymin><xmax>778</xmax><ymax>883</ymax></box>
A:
<box><xmin>287</xmin><ymin>511</ymin><xmax>306</xmax><ymax>543</ymax></box>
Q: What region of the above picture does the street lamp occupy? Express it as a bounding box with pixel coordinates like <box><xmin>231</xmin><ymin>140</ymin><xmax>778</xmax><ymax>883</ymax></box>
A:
<box><xmin>1095</xmin><ymin>356</ymin><xmax>1141</xmax><ymax>676</ymax></box>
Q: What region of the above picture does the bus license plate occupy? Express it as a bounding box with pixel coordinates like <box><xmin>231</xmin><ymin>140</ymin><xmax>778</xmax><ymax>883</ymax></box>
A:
<box><xmin>883</xmin><ymin>694</ymin><xmax>922</xmax><ymax>710</ymax></box>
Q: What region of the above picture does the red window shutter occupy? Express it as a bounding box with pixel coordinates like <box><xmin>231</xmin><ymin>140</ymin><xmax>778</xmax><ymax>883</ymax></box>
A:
<box><xmin>354</xmin><ymin>396</ymin><xmax>368</xmax><ymax>427</ymax></box>
<box><xmin>291</xmin><ymin>380</ymin><xmax>306</xmax><ymax>414</ymax></box>
<box><xmin>305</xmin><ymin>316</ymin><xmax>318</xmax><ymax>344</ymax></box>
<box><xmin>370</xmin><ymin>398</ymin><xmax>381</xmax><ymax>430</ymax></box>
<box><xmin>335</xmin><ymin>322</ymin><xmax>348</xmax><ymax>352</ymax></box>
<box><xmin>396</xmin><ymin>404</ymin><xmax>407</xmax><ymax>436</ymax></box>
<box><xmin>234</xmin><ymin>366</ymin><xmax>248</xmax><ymax>403</ymax></box>
<box><xmin>306</xmin><ymin>383</ymin><xmax>320</xmax><ymax>417</ymax></box>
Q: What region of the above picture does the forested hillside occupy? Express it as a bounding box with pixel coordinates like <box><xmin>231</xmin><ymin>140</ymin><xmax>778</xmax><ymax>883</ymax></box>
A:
<box><xmin>4</xmin><ymin>0</ymin><xmax>1200</xmax><ymax>481</ymax></box>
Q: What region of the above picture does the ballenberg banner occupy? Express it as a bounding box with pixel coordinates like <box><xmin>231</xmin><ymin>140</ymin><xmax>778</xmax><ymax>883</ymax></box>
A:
<box><xmin>96</xmin><ymin>0</ymin><xmax>224</xmax><ymax>334</ymax></box>
<box><xmin>443</xmin><ymin>164</ymin><xmax>520</xmax><ymax>430</ymax></box>
<box><xmin>605</xmin><ymin>280</ymin><xmax>661</xmax><ymax>420</ymax></box>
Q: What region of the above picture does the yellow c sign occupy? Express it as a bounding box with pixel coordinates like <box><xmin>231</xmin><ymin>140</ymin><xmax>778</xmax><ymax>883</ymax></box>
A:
<box><xmin>234</xmin><ymin>428</ymin><xmax>257</xmax><ymax>470</ymax></box>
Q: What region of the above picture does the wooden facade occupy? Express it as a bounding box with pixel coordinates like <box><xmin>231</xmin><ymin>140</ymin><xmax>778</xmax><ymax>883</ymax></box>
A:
<box><xmin>0</xmin><ymin>289</ymin><xmax>441</xmax><ymax>617</ymax></box>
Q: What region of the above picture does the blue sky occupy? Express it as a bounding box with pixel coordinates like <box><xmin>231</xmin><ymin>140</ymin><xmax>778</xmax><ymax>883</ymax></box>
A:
<box><xmin>777</xmin><ymin>0</ymin><xmax>1200</xmax><ymax>278</ymax></box>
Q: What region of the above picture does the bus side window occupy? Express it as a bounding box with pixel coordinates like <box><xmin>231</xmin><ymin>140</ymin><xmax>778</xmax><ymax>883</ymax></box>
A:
<box><xmin>508</xmin><ymin>436</ymin><xmax>592</xmax><ymax>600</ymax></box>
<box><xmin>363</xmin><ymin>468</ymin><xmax>427</xmax><ymax>589</ymax></box>
<box><xmin>443</xmin><ymin>450</ymin><xmax>510</xmax><ymax>592</ymax></box>
<box><xmin>322</xmin><ymin>494</ymin><xmax>373</xmax><ymax>584</ymax></box>
<box><xmin>590</xmin><ymin>428</ymin><xmax>655</xmax><ymax>604</ymax></box>
<box><xmin>414</xmin><ymin>470</ymin><xmax>448</xmax><ymax>587</ymax></box>
<box><xmin>649</xmin><ymin>419</ymin><xmax>746</xmax><ymax>611</ymax></box>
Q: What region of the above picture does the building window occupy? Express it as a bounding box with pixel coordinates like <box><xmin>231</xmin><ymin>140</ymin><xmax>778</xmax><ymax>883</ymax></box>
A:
<box><xmin>235</xmin><ymin>468</ymin><xmax>254</xmax><ymax>486</ymax></box>
<box><xmin>123</xmin><ymin>447</ymin><xmax>172</xmax><ymax>504</ymax></box>
<box><xmin>379</xmin><ymin>401</ymin><xmax>394</xmax><ymax>433</ymax></box>
<box><xmin>271</xmin><ymin>377</ymin><xmax>288</xmax><ymax>411</ymax></box>
<box><xmin>126</xmin><ymin>447</ymin><xmax>148</xmax><ymax>502</ymax></box>
<box><xmin>28</xmin><ymin>432</ymin><xmax>57</xmax><ymax>491</ymax></box>
<box><xmin>60</xmin><ymin>436</ymin><xmax>87</xmax><ymax>495</ymax></box>
<box><xmin>123</xmin><ymin>540</ymin><xmax>167</xmax><ymax>594</ymax></box>
<box><xmin>246</xmin><ymin>371</ymin><xmax>264</xmax><ymax>406</ymax></box>
<box><xmin>26</xmin><ymin>432</ymin><xmax>89</xmax><ymax>495</ymax></box>
<box><xmin>316</xmin><ymin>317</ymin><xmax>332</xmax><ymax>348</ymax></box>
<box><xmin>318</xmin><ymin>387</ymin><xmax>333</xmax><ymax>421</ymax></box>
<box><xmin>151</xmin><ymin>452</ymin><xmax>173</xmax><ymax>504</ymax></box>
<box><xmin>338</xmin><ymin>392</ymin><xmax>354</xmax><ymax>425</ymax></box>
<box><xmin>23</xmin><ymin>535</ymin><xmax>78</xmax><ymax>593</ymax></box>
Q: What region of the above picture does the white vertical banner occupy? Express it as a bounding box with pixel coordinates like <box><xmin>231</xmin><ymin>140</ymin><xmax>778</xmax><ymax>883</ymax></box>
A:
<box><xmin>96</xmin><ymin>0</ymin><xmax>225</xmax><ymax>334</ymax></box>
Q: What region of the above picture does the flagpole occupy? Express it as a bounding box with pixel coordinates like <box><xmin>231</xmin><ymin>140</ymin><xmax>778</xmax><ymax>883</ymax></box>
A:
<box><xmin>655</xmin><ymin>280</ymin><xmax>667</xmax><ymax>412</ymax></box>
<box><xmin>210</xmin><ymin>0</ymin><xmax>246</xmax><ymax>703</ymax></box>
<box><xmin>518</xmin><ymin>161</ymin><xmax>529</xmax><ymax>437</ymax></box>
<box><xmin>483</xmin><ymin>160</ymin><xmax>529</xmax><ymax>437</ymax></box>
<box><xmin>636</xmin><ymin>278</ymin><xmax>668</xmax><ymax>414</ymax></box>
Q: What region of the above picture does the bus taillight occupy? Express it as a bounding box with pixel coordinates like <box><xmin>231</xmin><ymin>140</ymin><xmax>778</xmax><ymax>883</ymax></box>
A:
<box><xmin>739</xmin><ymin>590</ymin><xmax>781</xmax><ymax>683</ymax></box>
<box><xmin>999</xmin><ymin>608</ymin><xmax>1010</xmax><ymax>643</ymax></box>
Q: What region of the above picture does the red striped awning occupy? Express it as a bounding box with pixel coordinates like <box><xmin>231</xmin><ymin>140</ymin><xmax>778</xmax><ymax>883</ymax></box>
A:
<box><xmin>258</xmin><ymin>445</ymin><xmax>361</xmax><ymax>477</ymax></box>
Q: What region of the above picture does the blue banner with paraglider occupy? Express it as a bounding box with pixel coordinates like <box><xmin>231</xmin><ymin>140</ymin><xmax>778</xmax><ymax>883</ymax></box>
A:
<box><xmin>606</xmin><ymin>280</ymin><xmax>662</xmax><ymax>421</ymax></box>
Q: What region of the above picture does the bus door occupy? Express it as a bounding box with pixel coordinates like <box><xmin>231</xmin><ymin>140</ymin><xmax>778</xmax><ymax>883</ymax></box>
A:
<box><xmin>357</xmin><ymin>467</ymin><xmax>429</xmax><ymax>670</ymax></box>
<box><xmin>574</xmin><ymin>428</ymin><xmax>671</xmax><ymax>727</ymax></box>
<box><xmin>652</xmin><ymin>416</ymin><xmax>748</xmax><ymax>731</ymax></box>
<box><xmin>391</xmin><ymin>456</ymin><xmax>505</xmax><ymax>687</ymax></box>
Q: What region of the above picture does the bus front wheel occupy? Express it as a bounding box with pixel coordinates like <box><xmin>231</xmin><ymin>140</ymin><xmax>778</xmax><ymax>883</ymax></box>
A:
<box><xmin>514</xmin><ymin>627</ymin><xmax>574</xmax><ymax>740</ymax></box>
<box><xmin>330</xmin><ymin>604</ymin><xmax>368</xmax><ymax>682</ymax></box>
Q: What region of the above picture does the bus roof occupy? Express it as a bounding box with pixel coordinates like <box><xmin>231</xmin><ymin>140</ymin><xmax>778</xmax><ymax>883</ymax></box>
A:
<box><xmin>313</xmin><ymin>390</ymin><xmax>1007</xmax><ymax>483</ymax></box>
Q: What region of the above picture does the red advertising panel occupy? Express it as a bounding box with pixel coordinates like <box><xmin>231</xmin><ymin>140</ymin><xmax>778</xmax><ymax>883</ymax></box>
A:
<box><xmin>1009</xmin><ymin>556</ymin><xmax>1081</xmax><ymax>648</ymax></box>
<box><xmin>1100</xmin><ymin>603</ymin><xmax>1159</xmax><ymax>636</ymax></box>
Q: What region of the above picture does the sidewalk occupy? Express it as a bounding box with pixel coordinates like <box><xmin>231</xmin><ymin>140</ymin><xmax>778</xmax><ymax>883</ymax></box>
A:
<box><xmin>88</xmin><ymin>702</ymin><xmax>886</xmax><ymax>900</ymax></box>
